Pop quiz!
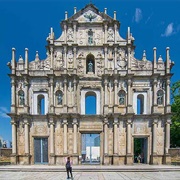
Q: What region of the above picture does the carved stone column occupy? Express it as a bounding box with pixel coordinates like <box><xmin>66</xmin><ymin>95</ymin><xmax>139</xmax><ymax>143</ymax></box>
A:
<box><xmin>152</xmin><ymin>78</ymin><xmax>158</xmax><ymax>113</ymax></box>
<box><xmin>64</xmin><ymin>46</ymin><xmax>67</xmax><ymax>69</ymax></box>
<box><xmin>73</xmin><ymin>47</ymin><xmax>77</xmax><ymax>69</ymax></box>
<box><xmin>104</xmin><ymin>23</ymin><xmax>108</xmax><ymax>43</ymax></box>
<box><xmin>64</xmin><ymin>24</ymin><xmax>67</xmax><ymax>44</ymax></box>
<box><xmin>73</xmin><ymin>78</ymin><xmax>77</xmax><ymax>112</ymax></box>
<box><xmin>166</xmin><ymin>78</ymin><xmax>171</xmax><ymax>113</ymax></box>
<box><xmin>163</xmin><ymin>119</ymin><xmax>171</xmax><ymax>164</ymax></box>
<box><xmin>104</xmin><ymin>46</ymin><xmax>108</xmax><ymax>70</ymax></box>
<box><xmin>103</xmin><ymin>117</ymin><xmax>109</xmax><ymax>165</ymax></box>
<box><xmin>24</xmin><ymin>77</ymin><xmax>29</xmax><ymax>113</ymax></box>
<box><xmin>73</xmin><ymin>118</ymin><xmax>78</xmax><ymax>154</ymax></box>
<box><xmin>50</xmin><ymin>46</ymin><xmax>54</xmax><ymax>69</ymax></box>
<box><xmin>73</xmin><ymin>23</ymin><xmax>77</xmax><ymax>43</ymax></box>
<box><xmin>49</xmin><ymin>77</ymin><xmax>54</xmax><ymax>113</ymax></box>
<box><xmin>114</xmin><ymin>47</ymin><xmax>117</xmax><ymax>71</ymax></box>
<box><xmin>113</xmin><ymin>117</ymin><xmax>118</xmax><ymax>154</ymax></box>
<box><xmin>114</xmin><ymin>78</ymin><xmax>118</xmax><ymax>105</ymax></box>
<box><xmin>127</xmin><ymin>46</ymin><xmax>131</xmax><ymax>71</ymax></box>
<box><xmin>11</xmin><ymin>119</ymin><xmax>17</xmax><ymax>164</ymax></box>
<box><xmin>104</xmin><ymin>77</ymin><xmax>108</xmax><ymax>105</ymax></box>
<box><xmin>126</xmin><ymin>119</ymin><xmax>133</xmax><ymax>164</ymax></box>
<box><xmin>151</xmin><ymin>119</ymin><xmax>158</xmax><ymax>164</ymax></box>
<box><xmin>63</xmin><ymin>119</ymin><xmax>68</xmax><ymax>154</ymax></box>
<box><xmin>127</xmin><ymin>79</ymin><xmax>133</xmax><ymax>113</ymax></box>
<box><xmin>11</xmin><ymin>77</ymin><xmax>16</xmax><ymax>113</ymax></box>
<box><xmin>49</xmin><ymin>116</ymin><xmax>55</xmax><ymax>164</ymax></box>
<box><xmin>63</xmin><ymin>78</ymin><xmax>67</xmax><ymax>112</ymax></box>
<box><xmin>24</xmin><ymin>117</ymin><xmax>30</xmax><ymax>164</ymax></box>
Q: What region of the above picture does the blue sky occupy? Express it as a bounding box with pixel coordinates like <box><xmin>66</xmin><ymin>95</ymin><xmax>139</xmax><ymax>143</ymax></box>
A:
<box><xmin>0</xmin><ymin>0</ymin><xmax>179</xmax><ymax>141</ymax></box>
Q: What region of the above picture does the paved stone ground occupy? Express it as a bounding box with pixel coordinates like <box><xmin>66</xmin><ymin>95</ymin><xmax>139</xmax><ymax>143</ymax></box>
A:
<box><xmin>0</xmin><ymin>171</ymin><xmax>180</xmax><ymax>180</ymax></box>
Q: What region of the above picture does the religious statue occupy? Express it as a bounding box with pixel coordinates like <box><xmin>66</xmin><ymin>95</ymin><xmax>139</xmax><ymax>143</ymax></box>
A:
<box><xmin>57</xmin><ymin>93</ymin><xmax>63</xmax><ymax>105</ymax></box>
<box><xmin>88</xmin><ymin>61</ymin><xmax>93</xmax><ymax>72</ymax></box>
<box><xmin>157</xmin><ymin>91</ymin><xmax>163</xmax><ymax>105</ymax></box>
<box><xmin>19</xmin><ymin>91</ymin><xmax>25</xmax><ymax>105</ymax></box>
<box><xmin>119</xmin><ymin>93</ymin><xmax>125</xmax><ymax>105</ymax></box>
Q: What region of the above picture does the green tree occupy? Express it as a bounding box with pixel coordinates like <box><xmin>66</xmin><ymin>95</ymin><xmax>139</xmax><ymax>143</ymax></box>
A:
<box><xmin>170</xmin><ymin>80</ymin><xmax>180</xmax><ymax>147</ymax></box>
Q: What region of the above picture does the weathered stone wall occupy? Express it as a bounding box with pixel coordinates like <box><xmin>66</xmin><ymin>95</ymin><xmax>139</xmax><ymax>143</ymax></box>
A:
<box><xmin>0</xmin><ymin>148</ymin><xmax>12</xmax><ymax>157</ymax></box>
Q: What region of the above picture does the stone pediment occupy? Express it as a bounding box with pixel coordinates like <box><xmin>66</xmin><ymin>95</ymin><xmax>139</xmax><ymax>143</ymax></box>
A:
<box><xmin>68</xmin><ymin>4</ymin><xmax>114</xmax><ymax>23</ymax></box>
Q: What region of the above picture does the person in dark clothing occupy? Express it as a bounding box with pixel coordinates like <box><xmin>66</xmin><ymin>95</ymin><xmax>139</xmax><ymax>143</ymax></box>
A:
<box><xmin>66</xmin><ymin>156</ymin><xmax>73</xmax><ymax>179</ymax></box>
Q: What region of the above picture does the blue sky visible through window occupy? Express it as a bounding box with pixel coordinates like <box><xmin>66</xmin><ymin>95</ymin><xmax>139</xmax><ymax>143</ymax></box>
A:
<box><xmin>85</xmin><ymin>95</ymin><xmax>96</xmax><ymax>114</ymax></box>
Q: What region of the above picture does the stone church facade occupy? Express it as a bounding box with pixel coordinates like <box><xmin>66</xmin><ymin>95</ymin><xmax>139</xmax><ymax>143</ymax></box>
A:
<box><xmin>8</xmin><ymin>4</ymin><xmax>173</xmax><ymax>165</ymax></box>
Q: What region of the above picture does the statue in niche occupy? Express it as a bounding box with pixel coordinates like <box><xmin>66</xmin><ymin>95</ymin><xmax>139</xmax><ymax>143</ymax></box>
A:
<box><xmin>19</xmin><ymin>91</ymin><xmax>25</xmax><ymax>105</ymax></box>
<box><xmin>107</xmin><ymin>28</ymin><xmax>114</xmax><ymax>42</ymax></box>
<box><xmin>119</xmin><ymin>92</ymin><xmax>125</xmax><ymax>105</ymax></box>
<box><xmin>88</xmin><ymin>61</ymin><xmax>93</xmax><ymax>72</ymax></box>
<box><xmin>157</xmin><ymin>91</ymin><xmax>163</xmax><ymax>105</ymax></box>
<box><xmin>68</xmin><ymin>51</ymin><xmax>73</xmax><ymax>68</ymax></box>
<box><xmin>57</xmin><ymin>93</ymin><xmax>63</xmax><ymax>105</ymax></box>
<box><xmin>67</xmin><ymin>28</ymin><xmax>74</xmax><ymax>41</ymax></box>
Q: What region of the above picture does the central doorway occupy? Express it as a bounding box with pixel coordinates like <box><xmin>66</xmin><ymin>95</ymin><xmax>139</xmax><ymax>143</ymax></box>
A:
<box><xmin>81</xmin><ymin>134</ymin><xmax>100</xmax><ymax>164</ymax></box>
<box><xmin>34</xmin><ymin>138</ymin><xmax>48</xmax><ymax>164</ymax></box>
<box><xmin>134</xmin><ymin>137</ymin><xmax>148</xmax><ymax>164</ymax></box>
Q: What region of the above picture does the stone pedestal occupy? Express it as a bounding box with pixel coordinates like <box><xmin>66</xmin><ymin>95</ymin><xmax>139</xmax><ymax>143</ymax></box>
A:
<box><xmin>10</xmin><ymin>154</ymin><xmax>17</xmax><ymax>165</ymax></box>
<box><xmin>113</xmin><ymin>155</ymin><xmax>119</xmax><ymax>165</ymax></box>
<box><xmin>126</xmin><ymin>154</ymin><xmax>133</xmax><ymax>165</ymax></box>
<box><xmin>150</xmin><ymin>154</ymin><xmax>159</xmax><ymax>165</ymax></box>
<box><xmin>72</xmin><ymin>155</ymin><xmax>79</xmax><ymax>165</ymax></box>
<box><xmin>103</xmin><ymin>155</ymin><xmax>110</xmax><ymax>165</ymax></box>
<box><xmin>23</xmin><ymin>154</ymin><xmax>31</xmax><ymax>165</ymax></box>
<box><xmin>163</xmin><ymin>154</ymin><xmax>171</xmax><ymax>165</ymax></box>
<box><xmin>49</xmin><ymin>154</ymin><xmax>55</xmax><ymax>165</ymax></box>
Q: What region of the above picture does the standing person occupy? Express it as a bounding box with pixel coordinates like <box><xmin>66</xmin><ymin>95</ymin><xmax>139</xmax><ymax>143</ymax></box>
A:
<box><xmin>66</xmin><ymin>156</ymin><xmax>73</xmax><ymax>179</ymax></box>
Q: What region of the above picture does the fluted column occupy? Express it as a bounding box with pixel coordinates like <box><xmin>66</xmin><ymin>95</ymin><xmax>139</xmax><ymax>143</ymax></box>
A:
<box><xmin>49</xmin><ymin>121</ymin><xmax>55</xmax><ymax>154</ymax></box>
<box><xmin>50</xmin><ymin>77</ymin><xmax>54</xmax><ymax>113</ymax></box>
<box><xmin>11</xmin><ymin>120</ymin><xmax>17</xmax><ymax>154</ymax></box>
<box><xmin>165</xmin><ymin>120</ymin><xmax>171</xmax><ymax>154</ymax></box>
<box><xmin>50</xmin><ymin>47</ymin><xmax>54</xmax><ymax>69</ymax></box>
<box><xmin>64</xmin><ymin>78</ymin><xmax>67</xmax><ymax>105</ymax></box>
<box><xmin>104</xmin><ymin>77</ymin><xmax>108</xmax><ymax>105</ymax></box>
<box><xmin>63</xmin><ymin>119</ymin><xmax>68</xmax><ymax>154</ymax></box>
<box><xmin>166</xmin><ymin>78</ymin><xmax>171</xmax><ymax>113</ymax></box>
<box><xmin>64</xmin><ymin>24</ymin><xmax>67</xmax><ymax>44</ymax></box>
<box><xmin>113</xmin><ymin>118</ymin><xmax>118</xmax><ymax>154</ymax></box>
<box><xmin>73</xmin><ymin>47</ymin><xmax>77</xmax><ymax>69</ymax></box>
<box><xmin>127</xmin><ymin>120</ymin><xmax>132</xmax><ymax>154</ymax></box>
<box><xmin>104</xmin><ymin>24</ymin><xmax>108</xmax><ymax>43</ymax></box>
<box><xmin>114</xmin><ymin>78</ymin><xmax>118</xmax><ymax>105</ymax></box>
<box><xmin>73</xmin><ymin>23</ymin><xmax>77</xmax><ymax>43</ymax></box>
<box><xmin>73</xmin><ymin>118</ymin><xmax>78</xmax><ymax>154</ymax></box>
<box><xmin>127</xmin><ymin>46</ymin><xmax>131</xmax><ymax>70</ymax></box>
<box><xmin>11</xmin><ymin>77</ymin><xmax>16</xmax><ymax>113</ymax></box>
<box><xmin>114</xmin><ymin>23</ymin><xmax>117</xmax><ymax>43</ymax></box>
<box><xmin>114</xmin><ymin>47</ymin><xmax>117</xmax><ymax>70</ymax></box>
<box><xmin>104</xmin><ymin>47</ymin><xmax>108</xmax><ymax>69</ymax></box>
<box><xmin>64</xmin><ymin>46</ymin><xmax>67</xmax><ymax>69</ymax></box>
<box><xmin>152</xmin><ymin>119</ymin><xmax>158</xmax><ymax>154</ymax></box>
<box><xmin>127</xmin><ymin>79</ymin><xmax>132</xmax><ymax>113</ymax></box>
<box><xmin>104</xmin><ymin>118</ymin><xmax>108</xmax><ymax>154</ymax></box>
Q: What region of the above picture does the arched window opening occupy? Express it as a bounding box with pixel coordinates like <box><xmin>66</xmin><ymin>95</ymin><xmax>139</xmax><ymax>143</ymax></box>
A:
<box><xmin>137</xmin><ymin>94</ymin><xmax>144</xmax><ymax>114</ymax></box>
<box><xmin>157</xmin><ymin>90</ymin><xmax>164</xmax><ymax>105</ymax></box>
<box><xmin>86</xmin><ymin>54</ymin><xmax>95</xmax><ymax>74</ymax></box>
<box><xmin>56</xmin><ymin>90</ymin><xmax>63</xmax><ymax>105</ymax></box>
<box><xmin>37</xmin><ymin>94</ymin><xmax>45</xmax><ymax>115</ymax></box>
<box><xmin>18</xmin><ymin>90</ymin><xmax>25</xmax><ymax>106</ymax></box>
<box><xmin>85</xmin><ymin>92</ymin><xmax>96</xmax><ymax>114</ymax></box>
<box><xmin>118</xmin><ymin>90</ymin><xmax>126</xmax><ymax>105</ymax></box>
<box><xmin>88</xmin><ymin>29</ymin><xmax>93</xmax><ymax>45</ymax></box>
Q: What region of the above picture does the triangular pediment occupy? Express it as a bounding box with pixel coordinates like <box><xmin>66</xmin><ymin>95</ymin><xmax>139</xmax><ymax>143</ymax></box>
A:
<box><xmin>67</xmin><ymin>4</ymin><xmax>114</xmax><ymax>23</ymax></box>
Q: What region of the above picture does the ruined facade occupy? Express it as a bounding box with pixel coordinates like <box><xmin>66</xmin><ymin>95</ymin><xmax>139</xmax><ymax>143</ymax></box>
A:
<box><xmin>8</xmin><ymin>4</ymin><xmax>173</xmax><ymax>165</ymax></box>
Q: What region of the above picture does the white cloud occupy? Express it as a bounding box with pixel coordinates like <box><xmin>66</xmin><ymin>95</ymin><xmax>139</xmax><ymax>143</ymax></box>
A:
<box><xmin>161</xmin><ymin>23</ymin><xmax>174</xmax><ymax>37</ymax></box>
<box><xmin>134</xmin><ymin>8</ymin><xmax>142</xmax><ymax>23</ymax></box>
<box><xmin>145</xmin><ymin>12</ymin><xmax>153</xmax><ymax>24</ymax></box>
<box><xmin>0</xmin><ymin>107</ymin><xmax>9</xmax><ymax>118</ymax></box>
